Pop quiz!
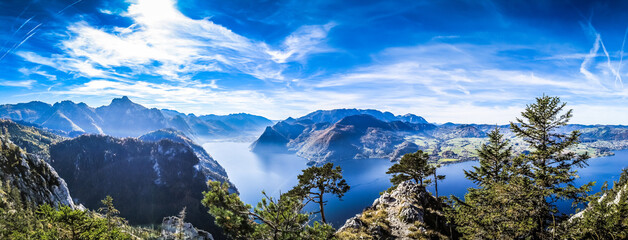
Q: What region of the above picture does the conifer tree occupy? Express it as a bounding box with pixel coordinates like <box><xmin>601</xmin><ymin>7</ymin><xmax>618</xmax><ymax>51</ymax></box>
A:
<box><xmin>386</xmin><ymin>150</ymin><xmax>434</xmax><ymax>187</ymax></box>
<box><xmin>432</xmin><ymin>164</ymin><xmax>446</xmax><ymax>198</ymax></box>
<box><xmin>465</xmin><ymin>127</ymin><xmax>513</xmax><ymax>186</ymax></box>
<box><xmin>288</xmin><ymin>163</ymin><xmax>349</xmax><ymax>224</ymax></box>
<box><xmin>510</xmin><ymin>95</ymin><xmax>592</xmax><ymax>236</ymax></box>
<box><xmin>202</xmin><ymin>181</ymin><xmax>336</xmax><ymax>240</ymax></box>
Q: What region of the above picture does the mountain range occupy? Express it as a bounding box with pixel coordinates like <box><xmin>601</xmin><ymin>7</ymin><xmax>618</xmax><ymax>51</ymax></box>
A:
<box><xmin>252</xmin><ymin>109</ymin><xmax>628</xmax><ymax>164</ymax></box>
<box><xmin>0</xmin><ymin>96</ymin><xmax>273</xmax><ymax>140</ymax></box>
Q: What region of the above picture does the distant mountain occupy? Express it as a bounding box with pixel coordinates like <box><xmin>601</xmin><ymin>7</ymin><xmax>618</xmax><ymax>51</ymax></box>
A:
<box><xmin>36</xmin><ymin>100</ymin><xmax>104</xmax><ymax>135</ymax></box>
<box><xmin>297</xmin><ymin>109</ymin><xmax>428</xmax><ymax>124</ymax></box>
<box><xmin>94</xmin><ymin>96</ymin><xmax>181</xmax><ymax>137</ymax></box>
<box><xmin>253</xmin><ymin>114</ymin><xmax>435</xmax><ymax>163</ymax></box>
<box><xmin>200</xmin><ymin>113</ymin><xmax>274</xmax><ymax>132</ymax></box>
<box><xmin>0</xmin><ymin>101</ymin><xmax>52</xmax><ymax>122</ymax></box>
<box><xmin>0</xmin><ymin>135</ymin><xmax>75</xmax><ymax>209</ymax></box>
<box><xmin>252</xmin><ymin>109</ymin><xmax>628</xmax><ymax>164</ymax></box>
<box><xmin>48</xmin><ymin>135</ymin><xmax>223</xmax><ymax>232</ymax></box>
<box><xmin>0</xmin><ymin>97</ymin><xmax>272</xmax><ymax>139</ymax></box>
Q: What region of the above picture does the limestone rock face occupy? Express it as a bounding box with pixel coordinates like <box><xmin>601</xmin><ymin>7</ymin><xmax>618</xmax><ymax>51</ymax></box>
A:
<box><xmin>337</xmin><ymin>181</ymin><xmax>443</xmax><ymax>239</ymax></box>
<box><xmin>0</xmin><ymin>136</ymin><xmax>75</xmax><ymax>209</ymax></box>
<box><xmin>160</xmin><ymin>216</ymin><xmax>214</xmax><ymax>240</ymax></box>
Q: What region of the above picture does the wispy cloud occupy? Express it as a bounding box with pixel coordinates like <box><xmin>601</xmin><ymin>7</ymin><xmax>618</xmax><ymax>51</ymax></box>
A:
<box><xmin>0</xmin><ymin>80</ymin><xmax>35</xmax><ymax>88</ymax></box>
<box><xmin>18</xmin><ymin>0</ymin><xmax>333</xmax><ymax>82</ymax></box>
<box><xmin>267</xmin><ymin>22</ymin><xmax>336</xmax><ymax>63</ymax></box>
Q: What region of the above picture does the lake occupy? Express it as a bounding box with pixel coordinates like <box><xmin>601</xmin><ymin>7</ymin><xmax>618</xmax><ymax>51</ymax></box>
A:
<box><xmin>203</xmin><ymin>142</ymin><xmax>628</xmax><ymax>227</ymax></box>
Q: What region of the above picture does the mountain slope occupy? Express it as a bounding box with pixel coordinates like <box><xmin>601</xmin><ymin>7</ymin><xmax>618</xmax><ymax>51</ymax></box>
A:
<box><xmin>0</xmin><ymin>101</ymin><xmax>52</xmax><ymax>122</ymax></box>
<box><xmin>200</xmin><ymin>113</ymin><xmax>273</xmax><ymax>131</ymax></box>
<box><xmin>139</xmin><ymin>128</ymin><xmax>236</xmax><ymax>192</ymax></box>
<box><xmin>297</xmin><ymin>109</ymin><xmax>428</xmax><ymax>124</ymax></box>
<box><xmin>253</xmin><ymin>114</ymin><xmax>434</xmax><ymax>163</ymax></box>
<box><xmin>48</xmin><ymin>135</ymin><xmax>220</xmax><ymax>232</ymax></box>
<box><xmin>252</xmin><ymin>109</ymin><xmax>628</xmax><ymax>164</ymax></box>
<box><xmin>35</xmin><ymin>101</ymin><xmax>104</xmax><ymax>135</ymax></box>
<box><xmin>0</xmin><ymin>135</ymin><xmax>75</xmax><ymax>209</ymax></box>
<box><xmin>95</xmin><ymin>96</ymin><xmax>172</xmax><ymax>137</ymax></box>
<box><xmin>0</xmin><ymin>119</ymin><xmax>64</xmax><ymax>159</ymax></box>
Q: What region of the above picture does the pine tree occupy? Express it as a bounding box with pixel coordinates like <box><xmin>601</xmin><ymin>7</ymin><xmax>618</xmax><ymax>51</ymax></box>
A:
<box><xmin>202</xmin><ymin>181</ymin><xmax>335</xmax><ymax>240</ymax></box>
<box><xmin>566</xmin><ymin>168</ymin><xmax>628</xmax><ymax>239</ymax></box>
<box><xmin>465</xmin><ymin>127</ymin><xmax>513</xmax><ymax>186</ymax></box>
<box><xmin>288</xmin><ymin>163</ymin><xmax>349</xmax><ymax>224</ymax></box>
<box><xmin>510</xmin><ymin>95</ymin><xmax>592</xmax><ymax>236</ymax></box>
<box><xmin>98</xmin><ymin>195</ymin><xmax>126</xmax><ymax>240</ymax></box>
<box><xmin>386</xmin><ymin>150</ymin><xmax>434</xmax><ymax>187</ymax></box>
<box><xmin>202</xmin><ymin>181</ymin><xmax>255</xmax><ymax>239</ymax></box>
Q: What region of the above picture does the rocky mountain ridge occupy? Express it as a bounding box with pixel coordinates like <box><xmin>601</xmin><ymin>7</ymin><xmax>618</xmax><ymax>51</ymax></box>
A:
<box><xmin>0</xmin><ymin>97</ymin><xmax>273</xmax><ymax>140</ymax></box>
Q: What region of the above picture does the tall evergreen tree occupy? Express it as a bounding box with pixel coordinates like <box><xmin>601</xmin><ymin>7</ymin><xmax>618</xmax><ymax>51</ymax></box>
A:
<box><xmin>288</xmin><ymin>163</ymin><xmax>349</xmax><ymax>224</ymax></box>
<box><xmin>465</xmin><ymin>127</ymin><xmax>513</xmax><ymax>186</ymax></box>
<box><xmin>510</xmin><ymin>95</ymin><xmax>592</xmax><ymax>236</ymax></box>
<box><xmin>454</xmin><ymin>96</ymin><xmax>594</xmax><ymax>239</ymax></box>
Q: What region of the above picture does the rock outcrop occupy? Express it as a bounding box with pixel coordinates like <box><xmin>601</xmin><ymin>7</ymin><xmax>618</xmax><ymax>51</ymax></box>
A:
<box><xmin>0</xmin><ymin>135</ymin><xmax>75</xmax><ymax>209</ymax></box>
<box><xmin>160</xmin><ymin>216</ymin><xmax>214</xmax><ymax>240</ymax></box>
<box><xmin>336</xmin><ymin>181</ymin><xmax>450</xmax><ymax>239</ymax></box>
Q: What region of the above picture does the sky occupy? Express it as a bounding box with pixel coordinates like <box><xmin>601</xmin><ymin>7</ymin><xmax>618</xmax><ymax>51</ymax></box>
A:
<box><xmin>1</xmin><ymin>0</ymin><xmax>628</xmax><ymax>124</ymax></box>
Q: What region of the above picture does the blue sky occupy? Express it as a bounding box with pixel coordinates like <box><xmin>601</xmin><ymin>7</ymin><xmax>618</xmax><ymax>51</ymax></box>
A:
<box><xmin>1</xmin><ymin>0</ymin><xmax>628</xmax><ymax>124</ymax></box>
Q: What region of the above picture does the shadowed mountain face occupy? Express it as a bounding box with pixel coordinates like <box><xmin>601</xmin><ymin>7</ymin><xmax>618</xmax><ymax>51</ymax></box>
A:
<box><xmin>252</xmin><ymin>109</ymin><xmax>628</xmax><ymax>164</ymax></box>
<box><xmin>139</xmin><ymin>128</ymin><xmax>236</xmax><ymax>193</ymax></box>
<box><xmin>48</xmin><ymin>135</ymin><xmax>220</xmax><ymax>232</ymax></box>
<box><xmin>0</xmin><ymin>97</ymin><xmax>272</xmax><ymax>139</ymax></box>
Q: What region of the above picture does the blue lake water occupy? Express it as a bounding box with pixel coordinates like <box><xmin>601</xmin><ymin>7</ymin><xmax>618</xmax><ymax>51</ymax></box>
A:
<box><xmin>203</xmin><ymin>142</ymin><xmax>628</xmax><ymax>227</ymax></box>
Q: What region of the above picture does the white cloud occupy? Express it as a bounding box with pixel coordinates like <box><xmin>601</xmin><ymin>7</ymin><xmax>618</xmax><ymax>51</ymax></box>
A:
<box><xmin>267</xmin><ymin>23</ymin><xmax>336</xmax><ymax>63</ymax></box>
<box><xmin>19</xmin><ymin>0</ymin><xmax>334</xmax><ymax>82</ymax></box>
<box><xmin>0</xmin><ymin>80</ymin><xmax>35</xmax><ymax>88</ymax></box>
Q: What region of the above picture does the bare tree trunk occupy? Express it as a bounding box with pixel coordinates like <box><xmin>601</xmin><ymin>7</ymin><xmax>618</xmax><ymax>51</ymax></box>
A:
<box><xmin>434</xmin><ymin>171</ymin><xmax>439</xmax><ymax>198</ymax></box>
<box><xmin>319</xmin><ymin>193</ymin><xmax>326</xmax><ymax>223</ymax></box>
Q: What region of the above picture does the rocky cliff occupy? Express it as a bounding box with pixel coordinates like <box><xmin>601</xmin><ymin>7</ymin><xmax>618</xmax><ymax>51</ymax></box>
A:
<box><xmin>0</xmin><ymin>135</ymin><xmax>75</xmax><ymax>209</ymax></box>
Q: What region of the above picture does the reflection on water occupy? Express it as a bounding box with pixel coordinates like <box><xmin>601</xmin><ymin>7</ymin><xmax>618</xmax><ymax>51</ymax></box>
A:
<box><xmin>203</xmin><ymin>141</ymin><xmax>628</xmax><ymax>227</ymax></box>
